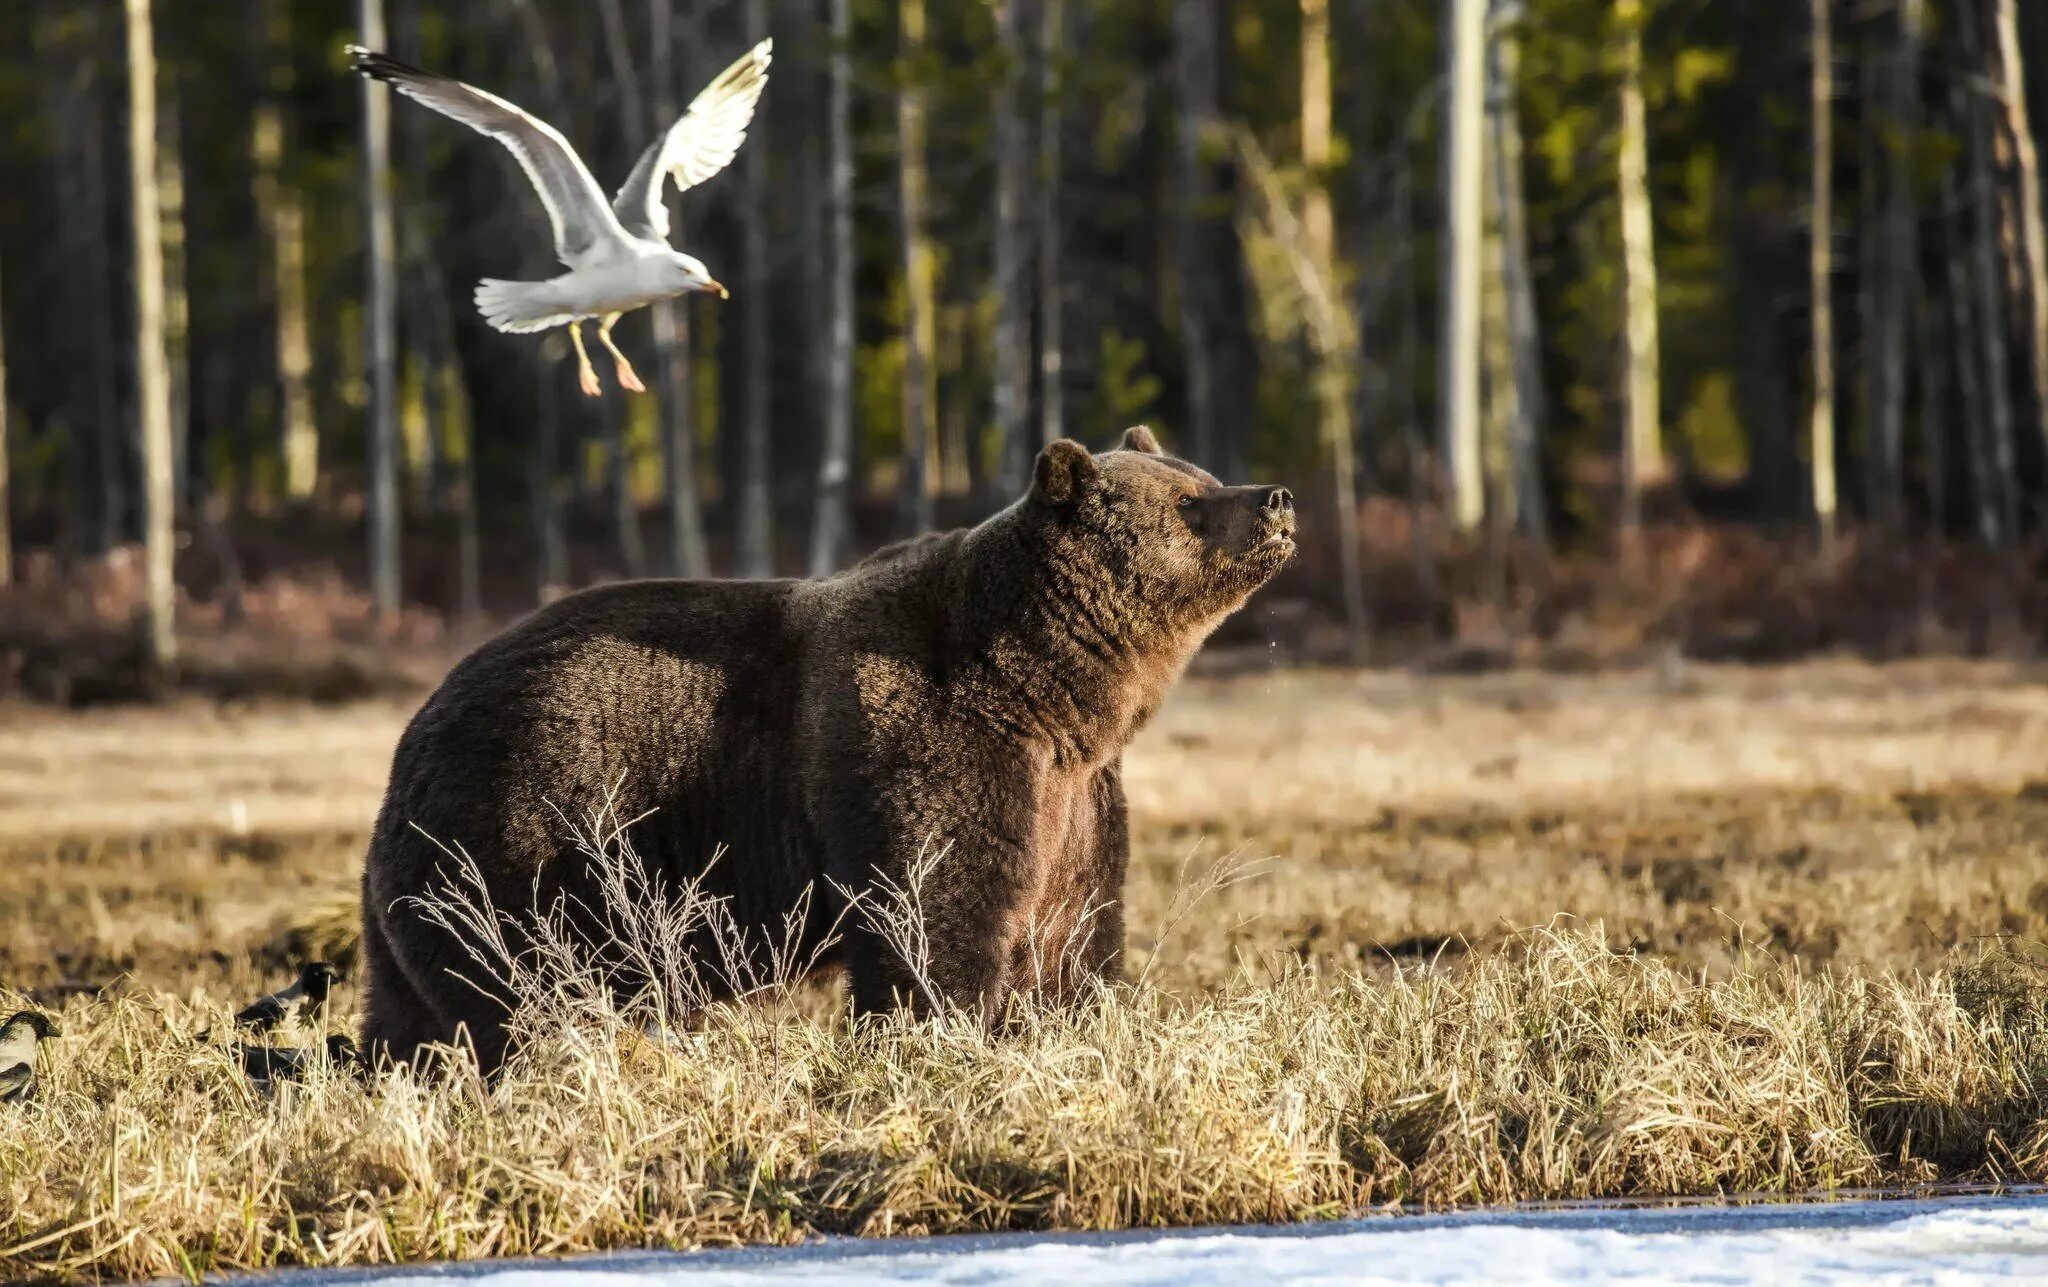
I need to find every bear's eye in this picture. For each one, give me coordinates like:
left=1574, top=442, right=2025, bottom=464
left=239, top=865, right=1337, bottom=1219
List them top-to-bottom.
left=1176, top=495, right=1195, bottom=510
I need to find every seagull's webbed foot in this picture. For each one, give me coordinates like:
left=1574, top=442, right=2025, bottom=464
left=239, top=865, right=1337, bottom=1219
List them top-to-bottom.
left=597, top=313, right=646, bottom=394
left=568, top=321, right=603, bottom=398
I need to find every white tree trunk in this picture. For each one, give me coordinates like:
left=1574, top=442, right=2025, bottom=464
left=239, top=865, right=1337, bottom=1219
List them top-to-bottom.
left=126, top=0, right=176, bottom=666
left=359, top=0, right=400, bottom=618
left=1302, top=0, right=1366, bottom=657
left=1440, top=0, right=1486, bottom=535
left=1490, top=0, right=1547, bottom=549
left=1618, top=0, right=1663, bottom=549
left=1809, top=0, right=1837, bottom=553
left=253, top=8, right=317, bottom=504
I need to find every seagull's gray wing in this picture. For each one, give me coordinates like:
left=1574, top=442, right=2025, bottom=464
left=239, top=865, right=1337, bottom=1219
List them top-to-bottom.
left=613, top=40, right=773, bottom=243
left=350, top=46, right=626, bottom=266
left=0, top=1060, right=30, bottom=1104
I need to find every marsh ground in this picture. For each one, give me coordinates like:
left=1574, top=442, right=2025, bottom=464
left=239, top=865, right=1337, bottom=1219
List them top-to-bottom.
left=6, top=654, right=2047, bottom=1000
left=5, top=655, right=2048, bottom=1281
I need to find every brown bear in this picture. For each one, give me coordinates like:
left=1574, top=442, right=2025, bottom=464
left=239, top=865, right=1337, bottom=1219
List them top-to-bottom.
left=358, top=427, right=1295, bottom=1071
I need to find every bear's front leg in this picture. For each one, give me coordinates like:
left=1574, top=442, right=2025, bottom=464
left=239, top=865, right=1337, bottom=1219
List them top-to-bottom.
left=833, top=754, right=1049, bottom=1026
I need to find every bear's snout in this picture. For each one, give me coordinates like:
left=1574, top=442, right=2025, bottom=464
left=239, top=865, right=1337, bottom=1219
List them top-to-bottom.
left=1256, top=486, right=1296, bottom=546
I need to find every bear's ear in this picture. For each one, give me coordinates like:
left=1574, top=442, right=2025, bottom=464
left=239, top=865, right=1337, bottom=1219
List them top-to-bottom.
left=1119, top=425, right=1163, bottom=455
left=1033, top=439, right=1100, bottom=506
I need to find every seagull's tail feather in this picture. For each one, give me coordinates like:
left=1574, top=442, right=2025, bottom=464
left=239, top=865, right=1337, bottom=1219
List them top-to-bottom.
left=475, top=278, right=580, bottom=335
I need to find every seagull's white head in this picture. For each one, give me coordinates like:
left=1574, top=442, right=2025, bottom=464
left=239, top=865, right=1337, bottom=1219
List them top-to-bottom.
left=667, top=252, right=729, bottom=300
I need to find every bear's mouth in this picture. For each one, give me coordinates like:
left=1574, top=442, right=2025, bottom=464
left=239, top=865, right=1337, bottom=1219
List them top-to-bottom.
left=1254, top=517, right=1297, bottom=556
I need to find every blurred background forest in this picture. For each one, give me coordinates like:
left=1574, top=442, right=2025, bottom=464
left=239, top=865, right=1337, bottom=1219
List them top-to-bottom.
left=3, top=0, right=2048, bottom=701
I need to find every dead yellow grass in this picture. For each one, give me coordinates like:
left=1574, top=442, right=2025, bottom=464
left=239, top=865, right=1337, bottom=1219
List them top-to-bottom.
left=4, top=656, right=2048, bottom=1280
left=5, top=934, right=2048, bottom=1281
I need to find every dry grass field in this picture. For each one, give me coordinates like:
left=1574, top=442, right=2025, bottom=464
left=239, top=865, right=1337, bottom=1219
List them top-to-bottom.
left=5, top=655, right=2048, bottom=1280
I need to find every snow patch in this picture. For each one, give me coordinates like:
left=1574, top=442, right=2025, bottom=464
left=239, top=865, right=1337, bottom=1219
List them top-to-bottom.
left=269, top=1194, right=2048, bottom=1285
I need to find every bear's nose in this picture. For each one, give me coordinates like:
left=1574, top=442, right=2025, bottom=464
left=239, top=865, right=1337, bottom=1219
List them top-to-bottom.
left=1262, top=486, right=1294, bottom=515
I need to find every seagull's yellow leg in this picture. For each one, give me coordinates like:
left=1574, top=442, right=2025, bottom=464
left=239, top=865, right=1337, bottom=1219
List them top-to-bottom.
left=597, top=313, right=646, bottom=393
left=568, top=321, right=603, bottom=398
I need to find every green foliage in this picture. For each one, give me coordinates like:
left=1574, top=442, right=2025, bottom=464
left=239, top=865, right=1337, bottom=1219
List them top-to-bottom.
left=1086, top=330, right=1163, bottom=430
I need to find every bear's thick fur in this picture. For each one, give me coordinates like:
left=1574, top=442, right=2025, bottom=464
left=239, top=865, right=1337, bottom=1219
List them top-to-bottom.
left=359, top=428, right=1296, bottom=1070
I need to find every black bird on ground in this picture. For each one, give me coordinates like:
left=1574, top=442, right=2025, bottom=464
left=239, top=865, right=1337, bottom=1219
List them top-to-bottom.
left=235, top=962, right=337, bottom=1033
left=0, top=1010, right=61, bottom=1103
left=237, top=1033, right=361, bottom=1092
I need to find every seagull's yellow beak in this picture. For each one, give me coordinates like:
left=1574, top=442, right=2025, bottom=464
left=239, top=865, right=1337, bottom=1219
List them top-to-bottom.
left=707, top=280, right=729, bottom=300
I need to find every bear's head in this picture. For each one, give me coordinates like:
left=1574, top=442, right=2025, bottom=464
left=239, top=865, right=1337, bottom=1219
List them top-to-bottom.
left=1025, top=425, right=1295, bottom=650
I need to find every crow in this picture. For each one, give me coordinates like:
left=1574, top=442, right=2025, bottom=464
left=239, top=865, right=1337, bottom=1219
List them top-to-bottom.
left=234, top=962, right=337, bottom=1033
left=0, top=1011, right=61, bottom=1104
left=237, top=1033, right=361, bottom=1092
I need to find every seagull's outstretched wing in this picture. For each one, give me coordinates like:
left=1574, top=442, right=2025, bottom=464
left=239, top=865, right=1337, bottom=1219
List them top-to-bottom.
left=613, top=40, right=773, bottom=243
left=349, top=46, right=626, bottom=266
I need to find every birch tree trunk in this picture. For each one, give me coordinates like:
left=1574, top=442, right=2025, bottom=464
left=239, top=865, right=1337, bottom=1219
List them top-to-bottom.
left=126, top=0, right=176, bottom=667
left=359, top=0, right=401, bottom=619
left=647, top=0, right=708, bottom=579
left=808, top=0, right=858, bottom=574
left=899, top=0, right=937, bottom=535
left=992, top=0, right=1032, bottom=499
left=1038, top=0, right=1066, bottom=450
left=1301, top=0, right=1366, bottom=658
left=1441, top=0, right=1486, bottom=535
left=1490, top=0, right=1547, bottom=549
left=1617, top=0, right=1663, bottom=552
left=1809, top=0, right=1838, bottom=554
left=1993, top=0, right=2048, bottom=456
left=252, top=6, right=316, bottom=503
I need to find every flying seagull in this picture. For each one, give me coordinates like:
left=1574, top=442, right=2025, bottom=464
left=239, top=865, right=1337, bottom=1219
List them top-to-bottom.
left=348, top=41, right=771, bottom=397
left=234, top=962, right=337, bottom=1034
left=0, top=1010, right=60, bottom=1104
